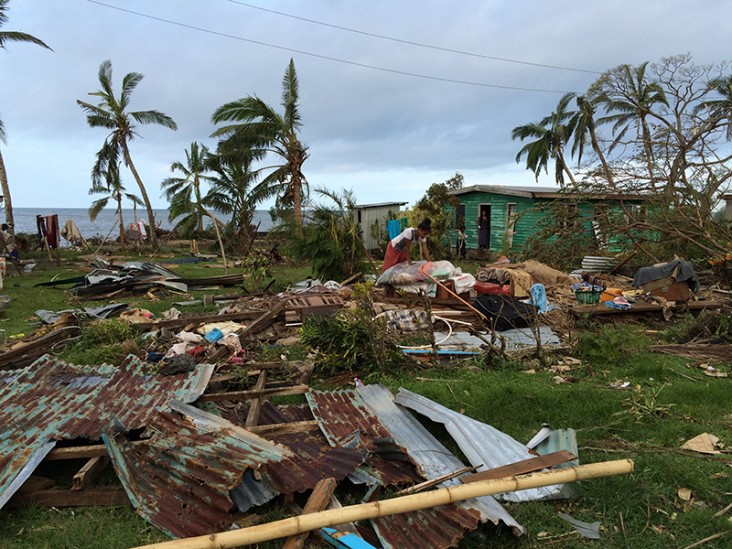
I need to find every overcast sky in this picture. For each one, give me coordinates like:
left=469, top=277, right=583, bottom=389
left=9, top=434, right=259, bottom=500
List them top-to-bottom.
left=0, top=0, right=730, bottom=209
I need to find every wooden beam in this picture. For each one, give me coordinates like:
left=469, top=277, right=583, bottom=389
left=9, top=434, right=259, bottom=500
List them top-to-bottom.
left=571, top=301, right=721, bottom=316
left=133, top=310, right=266, bottom=331
left=244, top=371, right=267, bottom=428
left=198, top=384, right=309, bottom=403
left=461, top=450, right=577, bottom=484
left=71, top=456, right=109, bottom=491
left=395, top=464, right=480, bottom=496
left=282, top=478, right=338, bottom=549
left=7, top=487, right=130, bottom=508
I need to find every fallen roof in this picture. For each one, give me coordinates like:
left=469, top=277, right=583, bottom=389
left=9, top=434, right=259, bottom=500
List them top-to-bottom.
left=0, top=354, right=213, bottom=510
left=356, top=384, right=524, bottom=534
left=394, top=388, right=564, bottom=502
left=104, top=400, right=293, bottom=538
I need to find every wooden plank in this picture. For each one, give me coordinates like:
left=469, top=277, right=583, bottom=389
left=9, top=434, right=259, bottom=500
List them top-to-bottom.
left=571, top=301, right=721, bottom=316
left=133, top=310, right=265, bottom=331
left=0, top=326, right=81, bottom=369
left=244, top=371, right=268, bottom=428
left=198, top=384, right=309, bottom=403
left=45, top=420, right=320, bottom=461
left=460, top=450, right=577, bottom=484
left=71, top=456, right=109, bottom=491
left=395, top=464, right=480, bottom=496
left=283, top=478, right=338, bottom=549
left=7, top=486, right=130, bottom=508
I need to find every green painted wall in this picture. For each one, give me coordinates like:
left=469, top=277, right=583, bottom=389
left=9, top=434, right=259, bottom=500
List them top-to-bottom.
left=449, top=190, right=644, bottom=254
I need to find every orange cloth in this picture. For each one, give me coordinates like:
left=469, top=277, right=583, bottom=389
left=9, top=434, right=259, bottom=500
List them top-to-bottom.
left=382, top=241, right=410, bottom=273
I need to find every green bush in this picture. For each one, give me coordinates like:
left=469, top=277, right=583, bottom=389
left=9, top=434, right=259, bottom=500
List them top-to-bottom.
left=61, top=320, right=138, bottom=365
left=576, top=325, right=650, bottom=366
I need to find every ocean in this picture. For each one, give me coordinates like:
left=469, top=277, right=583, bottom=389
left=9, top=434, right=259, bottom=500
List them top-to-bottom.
left=9, top=208, right=275, bottom=243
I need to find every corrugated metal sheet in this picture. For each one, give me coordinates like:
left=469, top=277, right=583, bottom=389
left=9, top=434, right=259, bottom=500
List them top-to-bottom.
left=354, top=204, right=405, bottom=250
left=0, top=354, right=213, bottom=510
left=356, top=384, right=524, bottom=534
left=394, top=388, right=563, bottom=502
left=307, top=389, right=422, bottom=486
left=104, top=400, right=292, bottom=538
left=224, top=401, right=366, bottom=513
left=371, top=504, right=481, bottom=549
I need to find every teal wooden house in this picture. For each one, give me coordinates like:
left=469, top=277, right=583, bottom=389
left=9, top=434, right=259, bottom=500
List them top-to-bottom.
left=447, top=185, right=649, bottom=253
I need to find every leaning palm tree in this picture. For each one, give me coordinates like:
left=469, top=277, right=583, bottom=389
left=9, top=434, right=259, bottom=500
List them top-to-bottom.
left=0, top=0, right=52, bottom=235
left=211, top=58, right=309, bottom=230
left=77, top=59, right=177, bottom=245
left=512, top=92, right=578, bottom=188
left=569, top=94, right=615, bottom=187
left=161, top=142, right=214, bottom=234
left=88, top=157, right=143, bottom=250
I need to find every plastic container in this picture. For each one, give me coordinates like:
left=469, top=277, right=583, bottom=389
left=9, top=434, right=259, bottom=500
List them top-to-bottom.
left=575, top=289, right=601, bottom=305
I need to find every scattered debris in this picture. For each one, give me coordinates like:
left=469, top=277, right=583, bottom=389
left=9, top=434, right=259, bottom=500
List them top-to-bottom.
left=681, top=433, right=723, bottom=455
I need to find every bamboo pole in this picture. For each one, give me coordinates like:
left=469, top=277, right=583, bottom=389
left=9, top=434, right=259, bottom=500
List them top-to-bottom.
left=132, top=459, right=633, bottom=549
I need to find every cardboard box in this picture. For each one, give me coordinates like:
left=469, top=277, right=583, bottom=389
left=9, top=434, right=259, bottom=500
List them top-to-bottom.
left=649, top=280, right=691, bottom=302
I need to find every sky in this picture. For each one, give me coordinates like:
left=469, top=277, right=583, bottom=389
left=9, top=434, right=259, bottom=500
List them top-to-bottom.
left=0, top=0, right=730, bottom=209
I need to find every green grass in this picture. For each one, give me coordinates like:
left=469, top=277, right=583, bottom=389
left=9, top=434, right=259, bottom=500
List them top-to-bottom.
left=2, top=250, right=732, bottom=548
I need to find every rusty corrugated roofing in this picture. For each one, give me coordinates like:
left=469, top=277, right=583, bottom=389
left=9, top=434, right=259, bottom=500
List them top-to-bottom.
left=0, top=354, right=213, bottom=509
left=306, top=389, right=423, bottom=486
left=104, top=400, right=293, bottom=538
left=371, top=504, right=482, bottom=549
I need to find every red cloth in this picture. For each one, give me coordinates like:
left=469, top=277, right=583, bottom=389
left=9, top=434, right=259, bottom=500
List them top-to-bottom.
left=382, top=241, right=410, bottom=273
left=474, top=281, right=512, bottom=296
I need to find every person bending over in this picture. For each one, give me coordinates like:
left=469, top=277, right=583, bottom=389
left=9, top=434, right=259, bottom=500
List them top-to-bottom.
left=382, top=219, right=431, bottom=272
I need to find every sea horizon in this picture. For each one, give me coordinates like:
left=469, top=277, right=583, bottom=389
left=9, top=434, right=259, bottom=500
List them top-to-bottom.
left=8, top=208, right=275, bottom=241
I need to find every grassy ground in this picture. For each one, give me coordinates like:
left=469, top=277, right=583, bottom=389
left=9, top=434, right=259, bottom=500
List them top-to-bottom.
left=1, top=249, right=731, bottom=548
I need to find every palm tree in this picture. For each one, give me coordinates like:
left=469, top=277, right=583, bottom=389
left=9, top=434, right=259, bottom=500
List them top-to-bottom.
left=0, top=0, right=52, bottom=235
left=211, top=58, right=309, bottom=230
left=77, top=59, right=177, bottom=245
left=596, top=62, right=668, bottom=189
left=701, top=75, right=732, bottom=141
left=512, top=92, right=578, bottom=188
left=569, top=94, right=615, bottom=186
left=161, top=142, right=214, bottom=235
left=206, top=152, right=267, bottom=253
left=88, top=157, right=142, bottom=250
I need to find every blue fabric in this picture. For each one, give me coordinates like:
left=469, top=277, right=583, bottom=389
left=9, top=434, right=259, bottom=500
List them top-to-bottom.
left=387, top=219, right=402, bottom=240
left=530, top=283, right=548, bottom=313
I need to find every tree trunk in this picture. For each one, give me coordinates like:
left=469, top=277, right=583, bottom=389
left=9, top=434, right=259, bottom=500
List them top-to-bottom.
left=589, top=124, right=615, bottom=188
left=121, top=142, right=157, bottom=245
left=0, top=150, right=16, bottom=237
left=292, top=173, right=302, bottom=234
left=117, top=195, right=126, bottom=250
left=204, top=208, right=227, bottom=274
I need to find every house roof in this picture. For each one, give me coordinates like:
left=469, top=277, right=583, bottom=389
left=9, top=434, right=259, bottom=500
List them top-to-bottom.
left=449, top=184, right=649, bottom=201
left=354, top=201, right=408, bottom=209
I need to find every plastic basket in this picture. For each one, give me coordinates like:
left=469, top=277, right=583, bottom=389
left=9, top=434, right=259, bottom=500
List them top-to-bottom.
left=575, top=289, right=601, bottom=305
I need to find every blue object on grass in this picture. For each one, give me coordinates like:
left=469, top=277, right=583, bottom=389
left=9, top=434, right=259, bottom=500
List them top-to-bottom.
left=204, top=328, right=224, bottom=343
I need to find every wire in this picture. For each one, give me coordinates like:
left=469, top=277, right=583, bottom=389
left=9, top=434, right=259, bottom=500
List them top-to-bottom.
left=82, top=0, right=574, bottom=94
left=226, top=0, right=602, bottom=75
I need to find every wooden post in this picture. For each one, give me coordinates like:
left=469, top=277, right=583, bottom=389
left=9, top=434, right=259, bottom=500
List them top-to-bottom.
left=244, top=371, right=267, bottom=428
left=132, top=459, right=634, bottom=549
left=282, top=478, right=337, bottom=549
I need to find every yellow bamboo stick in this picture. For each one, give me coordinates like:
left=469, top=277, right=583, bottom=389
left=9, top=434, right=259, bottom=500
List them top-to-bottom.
left=133, top=459, right=633, bottom=549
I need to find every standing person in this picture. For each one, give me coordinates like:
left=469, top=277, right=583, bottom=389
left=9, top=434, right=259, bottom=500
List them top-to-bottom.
left=477, top=210, right=490, bottom=252
left=382, top=219, right=431, bottom=272
left=456, top=225, right=467, bottom=259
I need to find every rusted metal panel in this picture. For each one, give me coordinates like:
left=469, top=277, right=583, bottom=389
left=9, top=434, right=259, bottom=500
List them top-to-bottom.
left=0, top=354, right=213, bottom=510
left=306, top=389, right=422, bottom=486
left=104, top=400, right=292, bottom=538
left=371, top=504, right=482, bottom=549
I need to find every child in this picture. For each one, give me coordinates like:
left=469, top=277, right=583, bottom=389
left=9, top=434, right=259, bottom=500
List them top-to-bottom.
left=456, top=226, right=467, bottom=259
